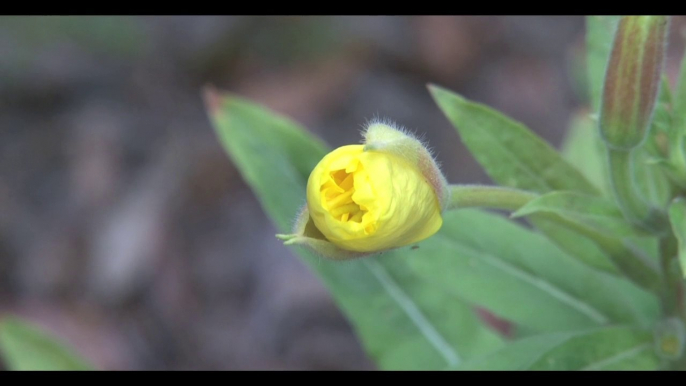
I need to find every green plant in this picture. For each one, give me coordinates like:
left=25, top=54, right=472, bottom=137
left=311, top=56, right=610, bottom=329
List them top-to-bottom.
left=207, top=15, right=686, bottom=370
left=0, top=316, right=94, bottom=371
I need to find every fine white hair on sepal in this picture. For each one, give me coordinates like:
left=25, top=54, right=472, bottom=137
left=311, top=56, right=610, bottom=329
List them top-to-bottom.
left=358, top=114, right=390, bottom=138
left=363, top=116, right=415, bottom=137
left=360, top=117, right=443, bottom=170
left=361, top=117, right=425, bottom=144
left=288, top=201, right=308, bottom=233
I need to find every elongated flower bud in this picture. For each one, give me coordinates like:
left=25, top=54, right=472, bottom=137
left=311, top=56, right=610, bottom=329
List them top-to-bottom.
left=599, top=16, right=668, bottom=150
left=277, top=121, right=449, bottom=258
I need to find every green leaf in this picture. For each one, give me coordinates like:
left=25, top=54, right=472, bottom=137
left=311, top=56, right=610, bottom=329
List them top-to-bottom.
left=586, top=16, right=621, bottom=113
left=673, top=41, right=686, bottom=136
left=659, top=47, right=686, bottom=189
left=630, top=76, right=674, bottom=206
left=647, top=77, right=673, bottom=149
left=429, top=85, right=599, bottom=195
left=205, top=89, right=504, bottom=370
left=561, top=110, right=611, bottom=196
left=633, top=149, right=672, bottom=207
left=512, top=191, right=648, bottom=238
left=668, top=197, right=686, bottom=279
left=408, top=209, right=659, bottom=334
left=528, top=217, right=618, bottom=273
left=354, top=258, right=504, bottom=370
left=0, top=317, right=93, bottom=371
left=453, top=326, right=660, bottom=370
left=528, top=326, right=659, bottom=370
left=452, top=331, right=579, bottom=370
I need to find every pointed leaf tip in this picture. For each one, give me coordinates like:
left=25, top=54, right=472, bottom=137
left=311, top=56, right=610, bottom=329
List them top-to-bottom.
left=426, top=83, right=439, bottom=93
left=427, top=83, right=451, bottom=100
left=202, top=84, right=225, bottom=116
left=0, top=316, right=94, bottom=370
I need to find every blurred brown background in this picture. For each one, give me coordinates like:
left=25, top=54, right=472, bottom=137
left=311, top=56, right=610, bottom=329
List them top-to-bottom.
left=0, top=16, right=685, bottom=370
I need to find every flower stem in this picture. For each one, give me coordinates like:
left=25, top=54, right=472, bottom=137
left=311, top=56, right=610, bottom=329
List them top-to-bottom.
left=607, top=148, right=669, bottom=234
left=447, top=185, right=537, bottom=212
left=659, top=235, right=686, bottom=322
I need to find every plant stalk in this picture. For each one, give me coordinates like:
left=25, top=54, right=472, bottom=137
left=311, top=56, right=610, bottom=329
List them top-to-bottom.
left=607, top=148, right=668, bottom=234
left=448, top=185, right=537, bottom=212
left=659, top=236, right=686, bottom=322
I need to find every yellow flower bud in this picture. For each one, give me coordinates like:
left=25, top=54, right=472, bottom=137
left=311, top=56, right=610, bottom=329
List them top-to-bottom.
left=277, top=121, right=448, bottom=258
left=304, top=124, right=445, bottom=253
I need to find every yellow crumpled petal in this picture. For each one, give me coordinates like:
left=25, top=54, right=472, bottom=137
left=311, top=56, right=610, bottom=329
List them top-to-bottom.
left=306, top=144, right=443, bottom=252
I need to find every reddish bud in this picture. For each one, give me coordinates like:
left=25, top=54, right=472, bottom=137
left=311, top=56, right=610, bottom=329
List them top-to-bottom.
left=600, top=16, right=668, bottom=150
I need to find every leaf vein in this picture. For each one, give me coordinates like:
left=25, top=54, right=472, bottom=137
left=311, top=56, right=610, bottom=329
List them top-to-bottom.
left=435, top=233, right=610, bottom=325
left=363, top=260, right=461, bottom=367
left=581, top=342, right=652, bottom=370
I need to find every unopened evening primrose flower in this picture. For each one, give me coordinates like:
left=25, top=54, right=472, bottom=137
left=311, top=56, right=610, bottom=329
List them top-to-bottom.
left=277, top=121, right=449, bottom=260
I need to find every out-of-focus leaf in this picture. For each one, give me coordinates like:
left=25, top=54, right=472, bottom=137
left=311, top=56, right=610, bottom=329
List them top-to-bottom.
left=0, top=16, right=145, bottom=57
left=0, top=16, right=148, bottom=93
left=673, top=39, right=686, bottom=137
left=660, top=47, right=686, bottom=189
left=633, top=77, right=675, bottom=208
left=645, top=77, right=673, bottom=158
left=429, top=85, right=599, bottom=195
left=205, top=88, right=503, bottom=370
left=561, top=110, right=611, bottom=196
left=634, top=149, right=672, bottom=207
left=512, top=191, right=648, bottom=238
left=668, top=198, right=686, bottom=279
left=409, top=209, right=659, bottom=334
left=0, top=317, right=93, bottom=371
left=453, top=326, right=660, bottom=370
left=528, top=326, right=659, bottom=370
left=452, top=331, right=578, bottom=370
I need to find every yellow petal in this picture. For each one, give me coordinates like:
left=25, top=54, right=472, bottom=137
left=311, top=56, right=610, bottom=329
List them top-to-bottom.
left=306, top=142, right=443, bottom=253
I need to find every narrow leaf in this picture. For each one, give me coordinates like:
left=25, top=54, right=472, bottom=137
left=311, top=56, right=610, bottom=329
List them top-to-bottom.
left=673, top=37, right=686, bottom=136
left=429, top=85, right=599, bottom=195
left=561, top=110, right=611, bottom=196
left=634, top=149, right=672, bottom=207
left=512, top=191, right=649, bottom=238
left=668, top=197, right=686, bottom=279
left=529, top=217, right=618, bottom=273
left=0, top=317, right=93, bottom=371
left=453, top=326, right=660, bottom=370
left=528, top=326, right=659, bottom=370
left=453, top=331, right=580, bottom=370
